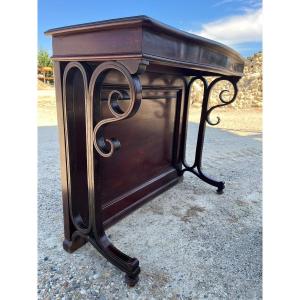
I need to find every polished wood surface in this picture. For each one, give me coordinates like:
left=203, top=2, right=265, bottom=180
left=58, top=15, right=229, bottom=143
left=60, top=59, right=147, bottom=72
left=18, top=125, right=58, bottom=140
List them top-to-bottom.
left=45, top=15, right=244, bottom=76
left=46, top=16, right=244, bottom=286
left=96, top=71, right=185, bottom=227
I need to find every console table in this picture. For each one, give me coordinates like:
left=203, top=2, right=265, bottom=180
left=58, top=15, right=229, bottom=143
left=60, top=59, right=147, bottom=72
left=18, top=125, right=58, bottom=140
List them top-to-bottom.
left=45, top=16, right=244, bottom=286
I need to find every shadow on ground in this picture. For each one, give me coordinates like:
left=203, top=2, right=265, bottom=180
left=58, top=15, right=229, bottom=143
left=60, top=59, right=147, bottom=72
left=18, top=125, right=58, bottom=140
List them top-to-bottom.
left=38, top=124, right=262, bottom=299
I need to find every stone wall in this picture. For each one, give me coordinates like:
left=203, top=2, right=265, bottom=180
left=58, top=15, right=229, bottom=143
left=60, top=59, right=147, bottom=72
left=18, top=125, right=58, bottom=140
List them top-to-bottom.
left=190, top=51, right=262, bottom=109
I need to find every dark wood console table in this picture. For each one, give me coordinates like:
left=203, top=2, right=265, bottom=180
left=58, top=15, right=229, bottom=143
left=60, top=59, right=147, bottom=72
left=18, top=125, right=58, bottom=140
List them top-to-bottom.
left=45, top=16, right=244, bottom=286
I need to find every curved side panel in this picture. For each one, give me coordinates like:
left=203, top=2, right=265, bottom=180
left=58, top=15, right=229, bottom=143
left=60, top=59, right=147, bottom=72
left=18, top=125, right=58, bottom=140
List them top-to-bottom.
left=86, top=61, right=142, bottom=285
left=62, top=62, right=91, bottom=234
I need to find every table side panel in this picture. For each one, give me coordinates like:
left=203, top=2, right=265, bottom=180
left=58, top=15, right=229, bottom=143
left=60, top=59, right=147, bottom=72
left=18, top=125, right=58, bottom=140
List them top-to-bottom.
left=52, top=27, right=142, bottom=58
left=142, top=28, right=244, bottom=75
left=92, top=70, right=186, bottom=224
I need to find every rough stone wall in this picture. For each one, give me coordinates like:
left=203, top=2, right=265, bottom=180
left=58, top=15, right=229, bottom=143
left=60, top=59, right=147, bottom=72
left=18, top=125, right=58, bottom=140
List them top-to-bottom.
left=190, top=52, right=262, bottom=109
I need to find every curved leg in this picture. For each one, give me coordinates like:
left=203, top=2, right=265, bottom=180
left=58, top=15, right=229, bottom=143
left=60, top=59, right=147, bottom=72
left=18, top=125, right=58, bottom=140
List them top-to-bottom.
left=59, top=61, right=143, bottom=286
left=86, top=61, right=143, bottom=286
left=180, top=75, right=240, bottom=193
left=181, top=167, right=225, bottom=194
left=197, top=169, right=225, bottom=194
left=63, top=220, right=140, bottom=286
left=72, top=231, right=140, bottom=286
left=91, top=235, right=140, bottom=286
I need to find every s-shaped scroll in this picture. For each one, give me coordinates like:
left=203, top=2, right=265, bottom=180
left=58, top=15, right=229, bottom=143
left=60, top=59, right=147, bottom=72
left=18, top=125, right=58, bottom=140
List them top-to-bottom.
left=86, top=61, right=143, bottom=286
left=89, top=61, right=142, bottom=158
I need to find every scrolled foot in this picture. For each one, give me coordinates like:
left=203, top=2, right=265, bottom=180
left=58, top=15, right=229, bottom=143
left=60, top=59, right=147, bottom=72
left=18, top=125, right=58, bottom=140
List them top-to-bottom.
left=188, top=168, right=226, bottom=193
left=216, top=182, right=225, bottom=194
left=88, top=233, right=141, bottom=286
left=125, top=273, right=139, bottom=287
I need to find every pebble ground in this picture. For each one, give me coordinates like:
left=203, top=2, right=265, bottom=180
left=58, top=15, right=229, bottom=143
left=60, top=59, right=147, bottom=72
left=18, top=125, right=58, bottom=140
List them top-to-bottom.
left=38, top=116, right=262, bottom=299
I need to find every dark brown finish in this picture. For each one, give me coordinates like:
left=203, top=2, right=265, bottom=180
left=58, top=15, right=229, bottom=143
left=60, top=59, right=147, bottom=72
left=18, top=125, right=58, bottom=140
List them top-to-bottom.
left=45, top=15, right=244, bottom=76
left=46, top=16, right=244, bottom=286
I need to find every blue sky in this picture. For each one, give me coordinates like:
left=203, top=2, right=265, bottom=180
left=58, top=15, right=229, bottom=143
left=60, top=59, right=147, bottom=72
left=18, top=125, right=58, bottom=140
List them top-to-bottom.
left=38, top=0, right=262, bottom=58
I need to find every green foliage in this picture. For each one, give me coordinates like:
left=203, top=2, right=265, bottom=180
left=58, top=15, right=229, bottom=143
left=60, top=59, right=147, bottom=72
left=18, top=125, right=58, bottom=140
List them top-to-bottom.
left=38, top=50, right=53, bottom=68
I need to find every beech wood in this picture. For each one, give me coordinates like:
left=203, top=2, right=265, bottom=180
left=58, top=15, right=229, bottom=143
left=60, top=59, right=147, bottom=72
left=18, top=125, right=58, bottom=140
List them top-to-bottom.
left=45, top=15, right=244, bottom=76
left=46, top=16, right=244, bottom=286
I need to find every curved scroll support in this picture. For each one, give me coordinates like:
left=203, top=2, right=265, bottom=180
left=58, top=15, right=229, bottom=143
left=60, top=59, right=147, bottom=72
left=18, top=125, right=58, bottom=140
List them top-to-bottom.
left=61, top=61, right=142, bottom=286
left=62, top=61, right=92, bottom=235
left=86, top=61, right=142, bottom=286
left=89, top=61, right=142, bottom=158
left=180, top=75, right=240, bottom=193
left=180, top=75, right=208, bottom=170
left=206, top=76, right=239, bottom=126
left=181, top=167, right=225, bottom=194
left=72, top=230, right=140, bottom=286
left=89, top=234, right=140, bottom=286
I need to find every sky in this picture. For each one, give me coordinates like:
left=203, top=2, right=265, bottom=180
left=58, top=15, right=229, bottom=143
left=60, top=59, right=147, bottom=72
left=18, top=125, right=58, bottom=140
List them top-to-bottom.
left=38, top=0, right=262, bottom=58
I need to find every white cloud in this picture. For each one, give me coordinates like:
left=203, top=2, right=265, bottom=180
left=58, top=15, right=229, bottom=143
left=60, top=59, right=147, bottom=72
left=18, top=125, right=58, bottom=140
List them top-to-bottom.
left=212, top=0, right=261, bottom=10
left=212, top=0, right=237, bottom=7
left=196, top=8, right=262, bottom=46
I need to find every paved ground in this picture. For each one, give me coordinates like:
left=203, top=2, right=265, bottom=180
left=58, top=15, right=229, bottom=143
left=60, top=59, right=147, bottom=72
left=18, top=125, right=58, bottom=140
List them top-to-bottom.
left=38, top=113, right=262, bottom=299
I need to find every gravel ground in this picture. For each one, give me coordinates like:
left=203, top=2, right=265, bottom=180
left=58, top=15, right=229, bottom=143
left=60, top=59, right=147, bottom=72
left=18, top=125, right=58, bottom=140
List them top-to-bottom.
left=37, top=89, right=57, bottom=127
left=38, top=118, right=262, bottom=299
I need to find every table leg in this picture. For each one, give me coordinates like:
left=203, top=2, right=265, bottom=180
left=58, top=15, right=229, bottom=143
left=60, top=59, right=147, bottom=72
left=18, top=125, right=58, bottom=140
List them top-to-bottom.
left=60, top=61, right=143, bottom=286
left=87, top=62, right=142, bottom=286
left=180, top=75, right=240, bottom=193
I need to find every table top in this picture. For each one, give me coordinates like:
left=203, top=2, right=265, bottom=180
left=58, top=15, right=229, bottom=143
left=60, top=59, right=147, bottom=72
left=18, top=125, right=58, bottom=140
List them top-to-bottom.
left=45, top=15, right=244, bottom=76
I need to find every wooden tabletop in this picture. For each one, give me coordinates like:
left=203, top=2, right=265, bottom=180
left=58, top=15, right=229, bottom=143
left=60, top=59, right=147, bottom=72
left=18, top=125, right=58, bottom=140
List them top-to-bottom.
left=45, top=15, right=244, bottom=76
